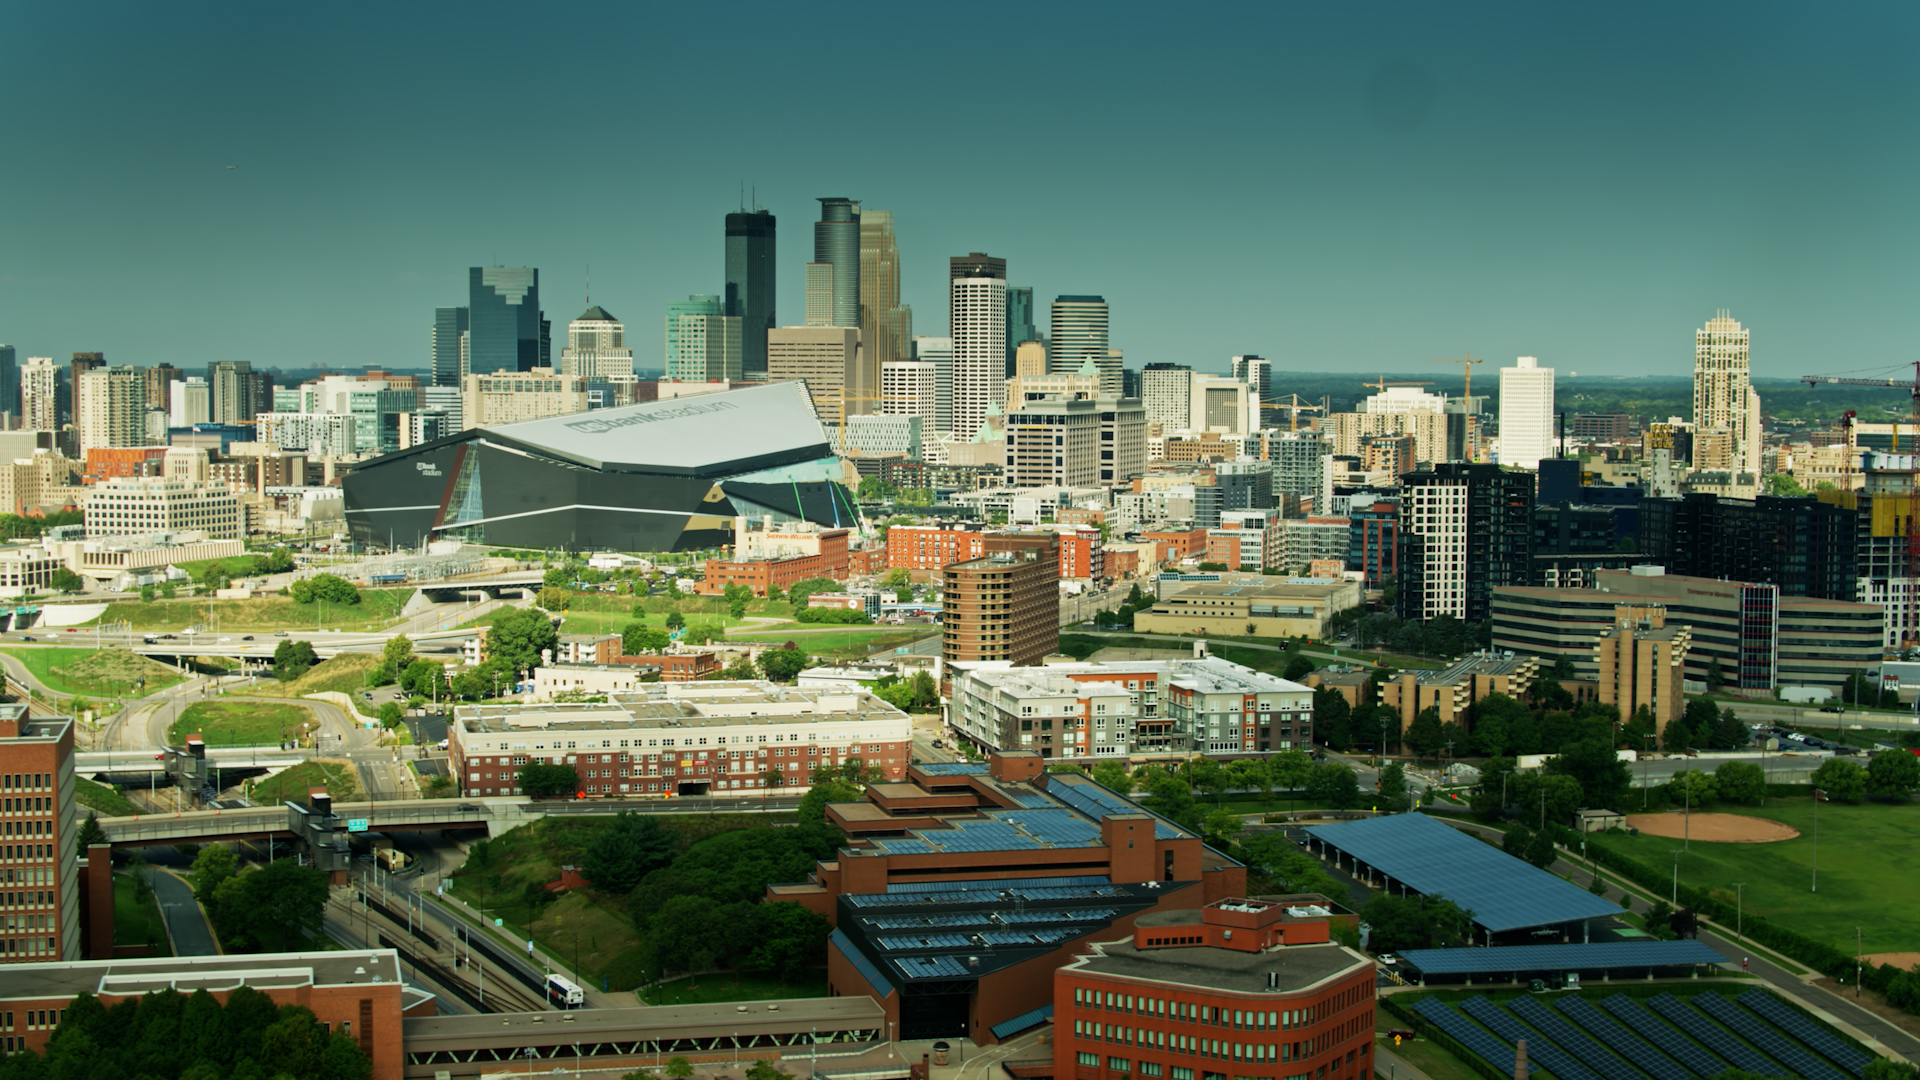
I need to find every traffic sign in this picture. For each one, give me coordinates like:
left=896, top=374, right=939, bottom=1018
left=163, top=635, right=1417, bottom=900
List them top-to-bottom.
left=346, top=819, right=369, bottom=832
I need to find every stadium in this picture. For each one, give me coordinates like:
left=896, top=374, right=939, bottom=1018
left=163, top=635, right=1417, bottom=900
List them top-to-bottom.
left=342, top=382, right=859, bottom=552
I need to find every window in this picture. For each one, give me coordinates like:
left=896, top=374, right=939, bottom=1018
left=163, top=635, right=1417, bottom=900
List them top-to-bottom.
left=1078, top=1054, right=1100, bottom=1067
left=1109, top=1060, right=1131, bottom=1072
left=1138, top=1064, right=1162, bottom=1077
left=1172, top=1070, right=1194, bottom=1080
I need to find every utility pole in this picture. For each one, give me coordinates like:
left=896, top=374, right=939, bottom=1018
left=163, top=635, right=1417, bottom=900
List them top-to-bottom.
left=1813, top=787, right=1822, bottom=893
left=1670, top=849, right=1681, bottom=906
left=1732, top=882, right=1746, bottom=944
left=1857, top=927, right=1863, bottom=997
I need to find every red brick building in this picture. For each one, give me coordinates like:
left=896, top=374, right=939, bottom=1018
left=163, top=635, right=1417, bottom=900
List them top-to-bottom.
left=82, top=447, right=167, bottom=483
left=886, top=523, right=988, bottom=573
left=1059, top=526, right=1105, bottom=580
left=1142, top=528, right=1208, bottom=563
left=700, top=529, right=850, bottom=596
left=849, top=545, right=889, bottom=575
left=0, top=707, right=77, bottom=964
left=1055, top=899, right=1377, bottom=1080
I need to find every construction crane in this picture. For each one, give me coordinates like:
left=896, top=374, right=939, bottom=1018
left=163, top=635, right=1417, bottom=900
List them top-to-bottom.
left=1426, top=355, right=1484, bottom=457
left=1805, top=363, right=1920, bottom=644
left=1361, top=377, right=1433, bottom=395
left=822, top=389, right=884, bottom=456
left=1262, top=394, right=1325, bottom=433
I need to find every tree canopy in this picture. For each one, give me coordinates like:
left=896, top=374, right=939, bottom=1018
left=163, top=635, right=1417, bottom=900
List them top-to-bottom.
left=290, top=573, right=359, bottom=605
left=485, top=607, right=559, bottom=673
left=581, top=812, right=681, bottom=892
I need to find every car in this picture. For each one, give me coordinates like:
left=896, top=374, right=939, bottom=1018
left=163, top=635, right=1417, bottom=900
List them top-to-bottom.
left=64, top=628, right=76, bottom=633
left=274, top=630, right=289, bottom=636
left=240, top=635, right=254, bottom=641
left=18, top=636, right=31, bottom=642
left=1819, top=705, right=1843, bottom=713
left=931, top=739, right=944, bottom=749
left=458, top=803, right=482, bottom=812
left=1377, top=954, right=1398, bottom=966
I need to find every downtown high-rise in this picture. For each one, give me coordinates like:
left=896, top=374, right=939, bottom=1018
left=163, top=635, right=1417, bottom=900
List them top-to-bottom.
left=807, top=198, right=860, bottom=329
left=725, top=209, right=776, bottom=378
left=859, top=210, right=911, bottom=368
left=949, top=254, right=1007, bottom=444
left=468, top=266, right=547, bottom=375
left=1006, top=286, right=1037, bottom=375
left=664, top=295, right=742, bottom=382
left=1050, top=295, right=1119, bottom=396
left=432, top=306, right=469, bottom=387
left=560, top=306, right=633, bottom=379
left=1693, top=311, right=1761, bottom=477
left=0, top=346, right=15, bottom=429
left=1230, top=354, right=1270, bottom=424
left=1497, top=355, right=1556, bottom=469
left=21, top=357, right=56, bottom=433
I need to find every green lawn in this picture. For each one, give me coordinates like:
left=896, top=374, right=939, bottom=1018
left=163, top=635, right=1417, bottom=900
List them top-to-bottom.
left=175, top=555, right=267, bottom=579
left=94, top=589, right=414, bottom=632
left=559, top=609, right=746, bottom=636
left=728, top=627, right=932, bottom=659
left=0, top=647, right=185, bottom=697
left=250, top=653, right=383, bottom=698
left=167, top=700, right=313, bottom=746
left=249, top=760, right=360, bottom=804
left=76, top=777, right=140, bottom=817
left=1589, top=797, right=1920, bottom=956
left=113, top=871, right=172, bottom=954
left=642, top=970, right=827, bottom=1005
left=1379, top=1033, right=1488, bottom=1080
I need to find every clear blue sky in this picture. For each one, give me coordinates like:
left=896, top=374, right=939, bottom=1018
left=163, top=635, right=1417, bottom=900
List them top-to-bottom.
left=1, top=1, right=1913, bottom=381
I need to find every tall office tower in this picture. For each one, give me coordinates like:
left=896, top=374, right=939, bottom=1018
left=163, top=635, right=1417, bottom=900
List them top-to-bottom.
left=812, top=197, right=861, bottom=328
left=724, top=209, right=776, bottom=379
left=859, top=210, right=911, bottom=368
left=949, top=255, right=1008, bottom=444
left=804, top=263, right=835, bottom=326
left=468, top=266, right=544, bottom=375
left=1005, top=286, right=1038, bottom=375
left=664, top=296, right=742, bottom=382
left=1049, top=296, right=1118, bottom=394
left=432, top=306, right=470, bottom=387
left=560, top=306, right=633, bottom=379
left=1693, top=311, right=1762, bottom=476
left=769, top=326, right=868, bottom=426
left=913, top=336, right=954, bottom=436
left=1014, top=341, right=1048, bottom=378
left=0, top=346, right=14, bottom=429
left=68, top=353, right=104, bottom=433
left=1230, top=355, right=1271, bottom=425
left=1498, top=355, right=1556, bottom=469
left=21, top=357, right=56, bottom=432
left=882, top=359, right=938, bottom=439
left=208, top=360, right=258, bottom=424
left=143, top=363, right=179, bottom=415
left=1141, top=363, right=1192, bottom=430
left=77, top=366, right=148, bottom=454
left=170, top=377, right=211, bottom=426
left=1396, top=462, right=1534, bottom=623
left=0, top=706, right=80, bottom=963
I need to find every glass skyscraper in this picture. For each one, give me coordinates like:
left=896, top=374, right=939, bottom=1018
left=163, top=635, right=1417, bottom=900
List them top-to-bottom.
left=813, top=198, right=861, bottom=329
left=725, top=209, right=776, bottom=379
left=859, top=210, right=911, bottom=367
left=468, top=266, right=544, bottom=375
left=1005, top=286, right=1037, bottom=376
left=665, top=295, right=742, bottom=382
left=1050, top=295, right=1112, bottom=395
left=432, top=306, right=469, bottom=387
left=0, top=346, right=15, bottom=428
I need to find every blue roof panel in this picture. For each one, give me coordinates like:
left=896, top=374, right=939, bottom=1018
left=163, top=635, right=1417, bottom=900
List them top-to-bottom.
left=1304, top=813, right=1624, bottom=932
left=831, top=928, right=895, bottom=998
left=1399, top=940, right=1727, bottom=974
left=990, top=1004, right=1054, bottom=1040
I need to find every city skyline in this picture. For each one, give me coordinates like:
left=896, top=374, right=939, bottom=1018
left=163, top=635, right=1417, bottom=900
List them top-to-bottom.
left=0, top=3, right=1914, bottom=379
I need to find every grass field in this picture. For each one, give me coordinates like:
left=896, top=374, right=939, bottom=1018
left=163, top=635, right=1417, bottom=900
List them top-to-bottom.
left=175, top=555, right=266, bottom=579
left=94, top=589, right=414, bottom=632
left=558, top=608, right=747, bottom=636
left=728, top=627, right=932, bottom=659
left=0, top=647, right=186, bottom=697
left=250, top=653, right=383, bottom=698
left=167, top=700, right=313, bottom=746
left=249, top=760, right=360, bottom=803
left=76, top=777, right=140, bottom=816
left=1589, top=797, right=1920, bottom=956
left=113, top=872, right=172, bottom=954
left=643, top=970, right=828, bottom=1005
left=1381, top=1033, right=1486, bottom=1080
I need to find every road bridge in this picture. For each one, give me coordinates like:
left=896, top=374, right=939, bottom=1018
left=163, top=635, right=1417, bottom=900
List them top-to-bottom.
left=415, top=573, right=543, bottom=602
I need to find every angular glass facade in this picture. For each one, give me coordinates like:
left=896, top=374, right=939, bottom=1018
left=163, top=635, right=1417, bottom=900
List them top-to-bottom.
left=813, top=198, right=861, bottom=329
left=725, top=210, right=776, bottom=379
left=468, top=266, right=543, bottom=375
left=1005, top=286, right=1036, bottom=376
left=432, top=306, right=468, bottom=388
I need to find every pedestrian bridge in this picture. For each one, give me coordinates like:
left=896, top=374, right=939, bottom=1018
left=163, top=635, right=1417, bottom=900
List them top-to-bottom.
left=77, top=747, right=311, bottom=776
left=98, top=799, right=508, bottom=847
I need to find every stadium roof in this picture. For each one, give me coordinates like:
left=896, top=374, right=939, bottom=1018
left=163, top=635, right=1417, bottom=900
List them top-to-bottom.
left=482, top=381, right=831, bottom=475
left=1303, top=813, right=1623, bottom=933
left=1398, top=940, right=1727, bottom=975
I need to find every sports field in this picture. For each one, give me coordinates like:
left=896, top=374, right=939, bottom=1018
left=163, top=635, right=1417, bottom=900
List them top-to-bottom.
left=1588, top=797, right=1920, bottom=957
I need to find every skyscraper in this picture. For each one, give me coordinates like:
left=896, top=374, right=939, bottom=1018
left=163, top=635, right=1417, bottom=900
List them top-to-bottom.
left=812, top=198, right=861, bottom=329
left=724, top=209, right=777, bottom=379
left=859, top=210, right=911, bottom=368
left=949, top=255, right=1007, bottom=445
left=468, top=266, right=544, bottom=375
left=1005, top=286, right=1037, bottom=375
left=664, top=296, right=742, bottom=382
left=1050, top=296, right=1116, bottom=395
left=432, top=306, right=470, bottom=387
left=560, top=306, right=633, bottom=379
left=1693, top=311, right=1762, bottom=476
left=769, top=326, right=866, bottom=426
left=913, top=335, right=954, bottom=437
left=0, top=346, right=15, bottom=429
left=68, top=353, right=104, bottom=434
left=1230, top=355, right=1271, bottom=425
left=1497, top=355, right=1556, bottom=469
left=21, top=357, right=55, bottom=433
left=209, top=360, right=257, bottom=425
left=144, top=363, right=179, bottom=415
left=1141, top=363, right=1193, bottom=431
left=77, top=366, right=147, bottom=455
left=1397, top=462, right=1534, bottom=623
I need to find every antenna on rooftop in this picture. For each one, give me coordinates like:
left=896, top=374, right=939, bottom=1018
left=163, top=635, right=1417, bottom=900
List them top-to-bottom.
left=585, top=264, right=591, bottom=307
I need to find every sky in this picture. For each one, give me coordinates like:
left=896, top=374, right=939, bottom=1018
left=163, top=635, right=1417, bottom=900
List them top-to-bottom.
left=1, top=1, right=1915, bottom=382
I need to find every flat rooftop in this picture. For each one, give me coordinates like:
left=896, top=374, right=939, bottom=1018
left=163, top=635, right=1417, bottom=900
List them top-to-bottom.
left=950, top=657, right=1309, bottom=697
left=455, top=680, right=907, bottom=734
left=1068, top=937, right=1370, bottom=995
left=0, top=949, right=404, bottom=1002
left=404, top=997, right=882, bottom=1046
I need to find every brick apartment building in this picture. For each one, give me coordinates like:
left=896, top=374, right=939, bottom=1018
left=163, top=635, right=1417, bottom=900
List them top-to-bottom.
left=886, top=524, right=988, bottom=573
left=1059, top=525, right=1105, bottom=579
left=700, top=528, right=850, bottom=597
left=942, top=533, right=1060, bottom=668
left=555, top=634, right=620, bottom=665
left=0, top=704, right=77, bottom=965
left=771, top=751, right=1248, bottom=1044
left=1055, top=899, right=1376, bottom=1080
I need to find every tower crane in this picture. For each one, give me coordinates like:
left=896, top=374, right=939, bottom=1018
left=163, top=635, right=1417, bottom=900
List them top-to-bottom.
left=1426, top=355, right=1484, bottom=458
left=1805, top=363, right=1920, bottom=644
left=1361, top=377, right=1433, bottom=395
left=1262, top=394, right=1325, bottom=433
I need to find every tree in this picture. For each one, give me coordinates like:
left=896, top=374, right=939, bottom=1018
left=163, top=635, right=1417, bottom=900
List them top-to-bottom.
left=1764, top=473, right=1811, bottom=497
left=50, top=567, right=85, bottom=594
left=291, top=573, right=360, bottom=605
left=785, top=577, right=839, bottom=607
left=160, top=580, right=176, bottom=599
left=140, top=583, right=155, bottom=602
left=535, top=585, right=572, bottom=610
left=485, top=607, right=558, bottom=672
left=664, top=610, right=687, bottom=631
left=622, top=621, right=671, bottom=654
left=373, top=634, right=414, bottom=685
left=272, top=638, right=319, bottom=681
left=759, top=647, right=810, bottom=683
left=1282, top=654, right=1315, bottom=682
left=722, top=655, right=758, bottom=680
left=1471, top=693, right=1529, bottom=756
left=377, top=700, right=404, bottom=728
left=1404, top=706, right=1444, bottom=761
left=1545, top=738, right=1631, bottom=811
left=1269, top=749, right=1314, bottom=813
left=1868, top=749, right=1920, bottom=800
left=1812, top=757, right=1868, bottom=804
left=1093, top=759, right=1133, bottom=794
left=1714, top=760, right=1767, bottom=805
left=518, top=761, right=580, bottom=798
left=1376, top=761, right=1412, bottom=813
left=1306, top=762, right=1361, bottom=809
left=1669, top=768, right=1717, bottom=807
left=797, top=777, right=861, bottom=822
left=1202, top=807, right=1246, bottom=845
left=74, top=811, right=107, bottom=855
left=581, top=812, right=680, bottom=893
left=1504, top=824, right=1555, bottom=869
left=1239, top=833, right=1344, bottom=898
left=191, top=843, right=238, bottom=900
left=211, top=858, right=328, bottom=953
left=1358, top=892, right=1475, bottom=953
left=743, top=901, right=832, bottom=980
left=665, top=1058, right=696, bottom=1079
left=747, top=1059, right=798, bottom=1080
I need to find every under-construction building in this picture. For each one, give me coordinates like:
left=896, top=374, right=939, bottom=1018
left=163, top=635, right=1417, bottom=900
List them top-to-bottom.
left=1825, top=451, right=1920, bottom=649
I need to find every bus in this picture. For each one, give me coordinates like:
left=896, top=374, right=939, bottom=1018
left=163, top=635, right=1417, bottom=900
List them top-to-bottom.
left=545, top=974, right=584, bottom=1009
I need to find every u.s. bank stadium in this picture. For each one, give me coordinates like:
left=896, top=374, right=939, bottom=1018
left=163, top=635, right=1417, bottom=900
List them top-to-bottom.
left=342, top=382, right=859, bottom=551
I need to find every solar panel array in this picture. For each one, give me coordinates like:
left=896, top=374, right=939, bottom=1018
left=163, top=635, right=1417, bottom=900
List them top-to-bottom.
left=918, top=763, right=987, bottom=775
left=1048, top=778, right=1188, bottom=839
left=1302, top=813, right=1624, bottom=932
left=873, top=839, right=936, bottom=854
left=885, top=874, right=1110, bottom=894
left=847, top=882, right=1129, bottom=908
left=864, top=906, right=1117, bottom=930
left=830, top=929, right=895, bottom=996
left=1398, top=940, right=1727, bottom=975
left=895, top=954, right=971, bottom=978
left=1736, top=990, right=1871, bottom=1077
left=1693, top=992, right=1848, bottom=1080
left=1647, top=994, right=1787, bottom=1078
left=1600, top=995, right=1730, bottom=1078
left=1553, top=996, right=1689, bottom=1080
left=1461, top=997, right=1603, bottom=1080
left=1502, top=997, right=1619, bottom=1080
left=1411, top=998, right=1528, bottom=1077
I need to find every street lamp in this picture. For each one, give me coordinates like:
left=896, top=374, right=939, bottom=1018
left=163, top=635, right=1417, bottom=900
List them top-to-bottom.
left=1813, top=787, right=1824, bottom=893
left=1670, top=849, right=1682, bottom=906
left=1732, top=881, right=1747, bottom=945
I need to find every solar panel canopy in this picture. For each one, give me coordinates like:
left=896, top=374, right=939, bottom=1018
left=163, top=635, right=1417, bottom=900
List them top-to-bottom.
left=1304, top=812, right=1624, bottom=932
left=1399, top=939, right=1727, bottom=974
